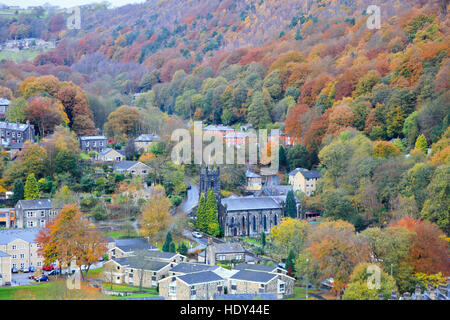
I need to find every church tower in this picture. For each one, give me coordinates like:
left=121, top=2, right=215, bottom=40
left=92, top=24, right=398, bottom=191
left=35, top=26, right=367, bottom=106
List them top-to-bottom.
left=199, top=165, right=221, bottom=200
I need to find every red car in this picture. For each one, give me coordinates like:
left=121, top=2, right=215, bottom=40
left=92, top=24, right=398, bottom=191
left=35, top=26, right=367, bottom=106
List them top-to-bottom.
left=42, top=265, right=54, bottom=271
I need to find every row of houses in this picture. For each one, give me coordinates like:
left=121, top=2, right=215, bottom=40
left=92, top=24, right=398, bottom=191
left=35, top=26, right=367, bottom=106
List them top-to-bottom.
left=203, top=124, right=295, bottom=147
left=79, top=133, right=160, bottom=154
left=0, top=199, right=61, bottom=229
left=103, top=238, right=295, bottom=300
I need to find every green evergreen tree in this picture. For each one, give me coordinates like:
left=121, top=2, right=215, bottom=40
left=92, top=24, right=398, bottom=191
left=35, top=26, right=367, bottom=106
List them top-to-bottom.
left=295, top=28, right=303, bottom=40
left=415, top=134, right=428, bottom=154
left=279, top=145, right=287, bottom=170
left=24, top=173, right=40, bottom=200
left=12, top=180, right=24, bottom=204
left=205, top=189, right=220, bottom=236
left=285, top=190, right=297, bottom=218
left=196, top=194, right=206, bottom=232
left=162, top=230, right=173, bottom=252
left=260, top=232, right=266, bottom=248
left=169, top=241, right=176, bottom=253
left=177, top=242, right=188, bottom=255
left=285, top=249, right=296, bottom=276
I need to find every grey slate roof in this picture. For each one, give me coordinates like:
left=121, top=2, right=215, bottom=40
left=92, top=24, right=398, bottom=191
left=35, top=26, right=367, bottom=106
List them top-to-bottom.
left=0, top=98, right=10, bottom=106
left=0, top=121, right=31, bottom=131
left=203, top=124, right=234, bottom=132
left=135, top=134, right=160, bottom=142
left=79, top=135, right=107, bottom=141
left=98, top=148, right=118, bottom=157
left=113, top=161, right=148, bottom=171
left=288, top=168, right=321, bottom=179
left=245, top=170, right=261, bottom=178
left=221, top=196, right=282, bottom=211
left=16, top=199, right=58, bottom=210
left=0, top=228, right=41, bottom=245
left=115, top=238, right=157, bottom=252
left=213, top=242, right=245, bottom=254
left=0, top=250, right=10, bottom=258
left=146, top=250, right=179, bottom=260
left=113, top=257, right=169, bottom=271
left=169, top=262, right=219, bottom=274
left=234, top=263, right=278, bottom=273
left=230, top=270, right=277, bottom=283
left=178, top=271, right=224, bottom=285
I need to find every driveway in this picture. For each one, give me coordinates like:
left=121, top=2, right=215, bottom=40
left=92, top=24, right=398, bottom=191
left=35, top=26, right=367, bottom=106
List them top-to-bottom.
left=10, top=272, right=36, bottom=286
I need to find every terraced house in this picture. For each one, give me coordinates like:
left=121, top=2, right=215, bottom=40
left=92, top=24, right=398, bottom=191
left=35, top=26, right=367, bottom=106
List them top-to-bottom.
left=0, top=120, right=35, bottom=146
left=79, top=135, right=108, bottom=153
left=15, top=199, right=61, bottom=228
left=0, top=228, right=43, bottom=273
left=108, top=238, right=158, bottom=259
left=0, top=251, right=11, bottom=286
left=103, top=257, right=172, bottom=288
left=159, top=271, right=225, bottom=300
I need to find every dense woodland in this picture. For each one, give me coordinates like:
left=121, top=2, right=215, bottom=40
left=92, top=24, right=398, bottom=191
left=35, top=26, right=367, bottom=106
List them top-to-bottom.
left=0, top=0, right=448, bottom=297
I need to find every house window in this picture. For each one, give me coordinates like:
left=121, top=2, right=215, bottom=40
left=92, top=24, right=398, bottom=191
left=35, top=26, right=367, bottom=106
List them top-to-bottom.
left=27, top=221, right=34, bottom=227
left=12, top=245, right=16, bottom=250
left=12, top=254, right=17, bottom=259
left=20, top=254, right=24, bottom=259
left=218, top=255, right=225, bottom=261
left=37, top=262, right=41, bottom=267
left=278, top=281, right=285, bottom=293
left=169, top=284, right=177, bottom=296
left=190, top=286, right=196, bottom=299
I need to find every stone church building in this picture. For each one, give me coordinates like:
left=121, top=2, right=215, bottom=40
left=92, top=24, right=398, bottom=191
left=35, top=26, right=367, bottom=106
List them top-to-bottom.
left=198, top=166, right=287, bottom=237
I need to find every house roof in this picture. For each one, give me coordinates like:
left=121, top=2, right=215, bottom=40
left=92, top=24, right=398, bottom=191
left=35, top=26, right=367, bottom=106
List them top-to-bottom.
left=0, top=98, right=10, bottom=106
left=0, top=121, right=31, bottom=131
left=203, top=125, right=234, bottom=132
left=135, top=134, right=160, bottom=142
left=79, top=136, right=107, bottom=141
left=98, top=148, right=119, bottom=157
left=113, top=161, right=148, bottom=171
left=288, top=168, right=321, bottom=179
left=245, top=170, right=261, bottom=179
left=263, top=185, right=293, bottom=196
left=221, top=196, right=282, bottom=211
left=16, top=199, right=59, bottom=210
left=0, top=228, right=41, bottom=245
left=114, top=238, right=157, bottom=252
left=213, top=242, right=245, bottom=254
left=0, top=250, right=10, bottom=258
left=146, top=250, right=179, bottom=260
left=112, top=257, right=169, bottom=271
left=169, top=262, right=219, bottom=274
left=234, top=263, right=278, bottom=273
left=230, top=270, right=277, bottom=283
left=178, top=271, right=224, bottom=285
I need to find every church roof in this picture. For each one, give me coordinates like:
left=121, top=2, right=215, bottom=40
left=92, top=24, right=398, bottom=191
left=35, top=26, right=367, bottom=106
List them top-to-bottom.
left=221, top=196, right=282, bottom=211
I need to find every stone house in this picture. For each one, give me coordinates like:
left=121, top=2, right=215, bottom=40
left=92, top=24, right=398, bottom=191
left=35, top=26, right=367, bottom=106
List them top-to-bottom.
left=0, top=98, right=10, bottom=118
left=0, top=120, right=35, bottom=146
left=134, top=134, right=160, bottom=152
left=79, top=136, right=108, bottom=153
left=97, top=148, right=124, bottom=162
left=112, top=161, right=151, bottom=176
left=288, top=168, right=321, bottom=196
left=245, top=169, right=262, bottom=192
left=15, top=199, right=61, bottom=229
left=0, top=228, right=44, bottom=272
left=108, top=238, right=158, bottom=259
left=205, top=242, right=246, bottom=265
left=0, top=251, right=11, bottom=286
left=103, top=257, right=172, bottom=288
left=229, top=270, right=295, bottom=299
left=159, top=271, right=225, bottom=300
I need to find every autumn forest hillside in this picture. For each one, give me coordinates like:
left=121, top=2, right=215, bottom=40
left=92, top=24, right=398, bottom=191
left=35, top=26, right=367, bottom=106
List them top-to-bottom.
left=0, top=0, right=448, bottom=238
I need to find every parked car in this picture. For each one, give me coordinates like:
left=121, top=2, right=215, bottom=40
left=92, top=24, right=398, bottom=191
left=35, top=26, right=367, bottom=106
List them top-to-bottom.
left=192, top=231, right=202, bottom=238
left=42, top=265, right=55, bottom=271
left=28, top=266, right=35, bottom=273
left=11, top=267, right=18, bottom=273
left=20, top=267, right=29, bottom=273
left=48, top=269, right=60, bottom=276
left=28, top=274, right=37, bottom=280
left=35, top=275, right=49, bottom=282
left=3, top=282, right=11, bottom=286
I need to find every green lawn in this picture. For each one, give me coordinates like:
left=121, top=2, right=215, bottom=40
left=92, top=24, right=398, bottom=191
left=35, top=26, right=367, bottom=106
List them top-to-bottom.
left=0, top=49, right=43, bottom=63
left=87, top=267, right=103, bottom=279
left=0, top=283, right=53, bottom=300
left=102, top=283, right=157, bottom=293
left=282, top=287, right=320, bottom=300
